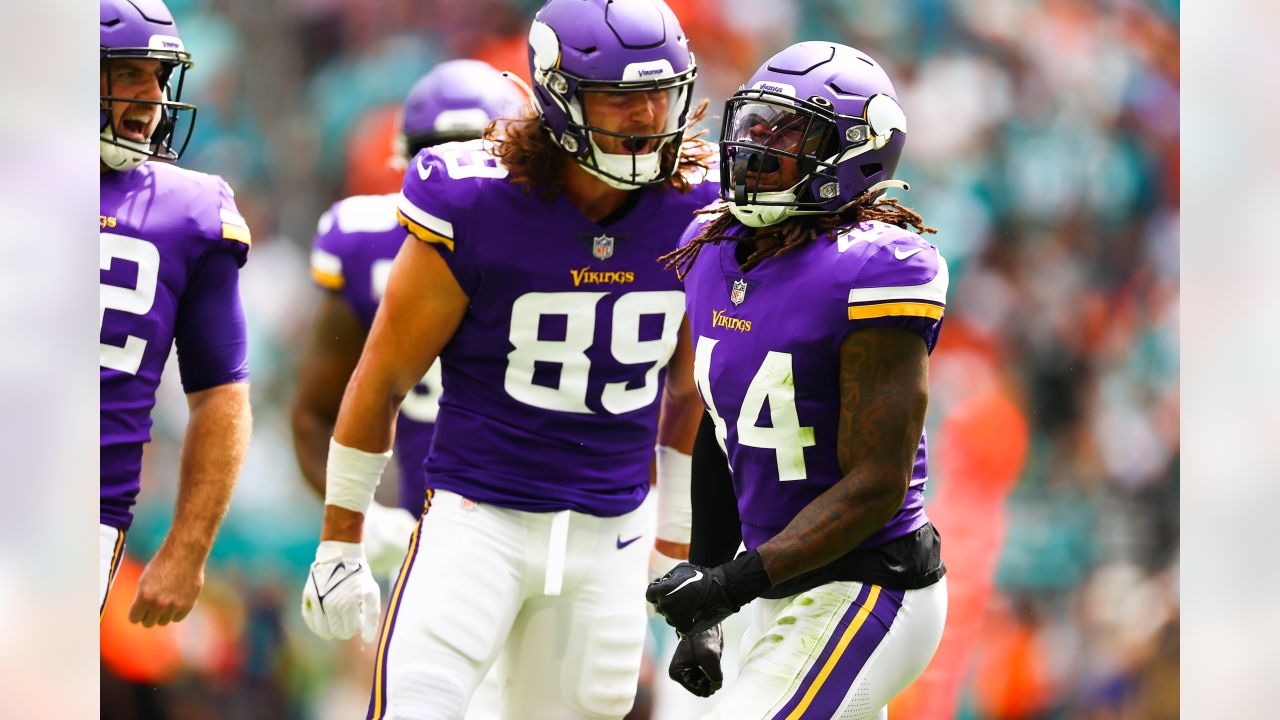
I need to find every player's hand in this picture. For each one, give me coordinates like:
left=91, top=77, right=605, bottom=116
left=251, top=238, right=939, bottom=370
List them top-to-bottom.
left=363, top=501, right=418, bottom=576
left=301, top=541, right=382, bottom=643
left=129, top=546, right=204, bottom=627
left=647, top=546, right=684, bottom=619
left=646, top=551, right=772, bottom=635
left=670, top=624, right=724, bottom=698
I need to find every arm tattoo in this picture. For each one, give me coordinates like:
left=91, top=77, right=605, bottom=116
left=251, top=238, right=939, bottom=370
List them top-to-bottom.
left=757, top=326, right=928, bottom=583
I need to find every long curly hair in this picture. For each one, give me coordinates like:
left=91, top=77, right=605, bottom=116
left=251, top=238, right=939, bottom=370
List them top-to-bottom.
left=482, top=99, right=715, bottom=199
left=659, top=194, right=937, bottom=281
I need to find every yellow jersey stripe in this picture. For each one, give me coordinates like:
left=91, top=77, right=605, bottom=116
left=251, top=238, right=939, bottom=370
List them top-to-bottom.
left=398, top=210, right=456, bottom=252
left=221, top=222, right=252, bottom=245
left=310, top=267, right=345, bottom=290
left=847, top=301, right=944, bottom=321
left=371, top=490, right=430, bottom=719
left=100, top=529, right=126, bottom=622
left=783, top=585, right=882, bottom=720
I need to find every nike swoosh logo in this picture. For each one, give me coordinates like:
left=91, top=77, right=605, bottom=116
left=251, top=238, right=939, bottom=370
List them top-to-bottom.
left=416, top=155, right=434, bottom=181
left=894, top=247, right=924, bottom=261
left=616, top=534, right=642, bottom=550
left=314, top=562, right=363, bottom=604
left=671, top=570, right=704, bottom=595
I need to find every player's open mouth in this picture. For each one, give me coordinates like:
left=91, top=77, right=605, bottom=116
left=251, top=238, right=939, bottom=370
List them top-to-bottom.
left=119, top=118, right=150, bottom=140
left=620, top=137, right=654, bottom=154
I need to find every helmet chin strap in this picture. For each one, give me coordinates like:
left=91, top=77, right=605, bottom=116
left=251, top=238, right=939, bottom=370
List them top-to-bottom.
left=99, top=128, right=150, bottom=171
left=579, top=134, right=665, bottom=189
left=729, top=150, right=801, bottom=227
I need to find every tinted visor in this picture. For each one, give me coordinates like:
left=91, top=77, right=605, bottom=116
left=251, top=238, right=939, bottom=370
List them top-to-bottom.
left=721, top=96, right=834, bottom=203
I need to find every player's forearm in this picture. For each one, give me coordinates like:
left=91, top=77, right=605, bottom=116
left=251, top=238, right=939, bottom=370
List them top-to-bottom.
left=656, top=321, right=702, bottom=453
left=757, top=327, right=927, bottom=583
left=331, top=361, right=407, bottom=454
left=321, top=365, right=404, bottom=541
left=654, top=378, right=702, bottom=558
left=656, top=381, right=703, bottom=454
left=165, top=382, right=251, bottom=562
left=290, top=403, right=333, bottom=497
left=755, top=468, right=906, bottom=583
left=321, top=504, right=366, bottom=542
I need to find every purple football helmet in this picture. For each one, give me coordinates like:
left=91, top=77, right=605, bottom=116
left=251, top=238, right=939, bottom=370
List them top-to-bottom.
left=100, top=0, right=196, bottom=171
left=527, top=0, right=697, bottom=188
left=719, top=41, right=908, bottom=227
left=397, top=59, right=528, bottom=159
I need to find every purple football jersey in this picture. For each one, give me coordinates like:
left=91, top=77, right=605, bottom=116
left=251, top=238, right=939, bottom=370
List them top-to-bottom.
left=396, top=139, right=719, bottom=516
left=100, top=162, right=251, bottom=530
left=310, top=193, right=440, bottom=514
left=682, top=215, right=949, bottom=551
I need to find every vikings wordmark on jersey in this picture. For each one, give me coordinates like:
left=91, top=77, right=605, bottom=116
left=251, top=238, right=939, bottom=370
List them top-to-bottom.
left=396, top=139, right=718, bottom=516
left=100, top=162, right=250, bottom=530
left=309, top=194, right=442, bottom=513
left=682, top=216, right=948, bottom=551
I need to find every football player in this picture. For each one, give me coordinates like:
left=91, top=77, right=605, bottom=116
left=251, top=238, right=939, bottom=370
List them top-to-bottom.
left=100, top=0, right=252, bottom=628
left=298, top=0, right=718, bottom=717
left=648, top=42, right=949, bottom=719
left=292, top=59, right=526, bottom=577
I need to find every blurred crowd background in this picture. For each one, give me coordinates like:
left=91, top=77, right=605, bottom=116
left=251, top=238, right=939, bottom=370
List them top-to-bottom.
left=99, top=0, right=1180, bottom=718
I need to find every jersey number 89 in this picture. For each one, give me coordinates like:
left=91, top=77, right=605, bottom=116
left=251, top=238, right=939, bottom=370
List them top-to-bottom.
left=505, top=290, right=685, bottom=414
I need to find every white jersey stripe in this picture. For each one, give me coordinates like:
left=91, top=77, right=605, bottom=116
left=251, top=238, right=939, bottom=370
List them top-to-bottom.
left=397, top=192, right=455, bottom=239
left=847, top=254, right=949, bottom=305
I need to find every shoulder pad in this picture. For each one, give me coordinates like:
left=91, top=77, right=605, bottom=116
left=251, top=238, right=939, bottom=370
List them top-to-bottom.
left=398, top=141, right=505, bottom=253
left=837, top=221, right=947, bottom=322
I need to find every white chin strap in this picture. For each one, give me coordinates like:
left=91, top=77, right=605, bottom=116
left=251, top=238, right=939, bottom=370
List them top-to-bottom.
left=100, top=128, right=149, bottom=172
left=581, top=135, right=664, bottom=189
left=729, top=193, right=797, bottom=227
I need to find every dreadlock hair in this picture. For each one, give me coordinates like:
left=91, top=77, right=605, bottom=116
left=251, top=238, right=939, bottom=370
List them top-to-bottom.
left=483, top=99, right=715, bottom=200
left=660, top=193, right=937, bottom=281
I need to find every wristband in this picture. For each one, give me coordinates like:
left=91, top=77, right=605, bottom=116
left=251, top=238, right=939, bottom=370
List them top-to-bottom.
left=324, top=438, right=391, bottom=514
left=655, top=444, right=692, bottom=544
left=724, top=550, right=773, bottom=609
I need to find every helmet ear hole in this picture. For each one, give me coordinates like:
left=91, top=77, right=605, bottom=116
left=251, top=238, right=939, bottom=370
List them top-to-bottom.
left=860, top=162, right=883, bottom=178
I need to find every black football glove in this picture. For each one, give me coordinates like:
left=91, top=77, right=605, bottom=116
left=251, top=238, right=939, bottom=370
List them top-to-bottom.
left=645, top=550, right=772, bottom=635
left=669, top=624, right=724, bottom=698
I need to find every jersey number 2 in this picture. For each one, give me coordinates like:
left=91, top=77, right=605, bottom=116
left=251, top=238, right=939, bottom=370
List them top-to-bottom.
left=100, top=233, right=160, bottom=375
left=693, top=336, right=815, bottom=481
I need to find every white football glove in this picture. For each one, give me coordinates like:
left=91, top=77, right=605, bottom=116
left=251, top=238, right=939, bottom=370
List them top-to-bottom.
left=363, top=500, right=418, bottom=577
left=301, top=540, right=382, bottom=643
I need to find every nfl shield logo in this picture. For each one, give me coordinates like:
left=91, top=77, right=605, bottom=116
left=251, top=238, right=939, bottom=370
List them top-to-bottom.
left=592, top=234, right=615, bottom=260
left=730, top=279, right=748, bottom=306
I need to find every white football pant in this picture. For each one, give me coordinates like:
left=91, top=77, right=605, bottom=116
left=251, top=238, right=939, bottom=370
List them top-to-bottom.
left=368, top=490, right=650, bottom=720
left=99, top=523, right=125, bottom=620
left=705, top=577, right=947, bottom=720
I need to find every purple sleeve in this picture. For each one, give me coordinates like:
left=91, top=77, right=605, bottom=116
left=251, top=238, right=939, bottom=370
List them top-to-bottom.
left=397, top=147, right=480, bottom=296
left=836, top=229, right=949, bottom=354
left=174, top=248, right=250, bottom=393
